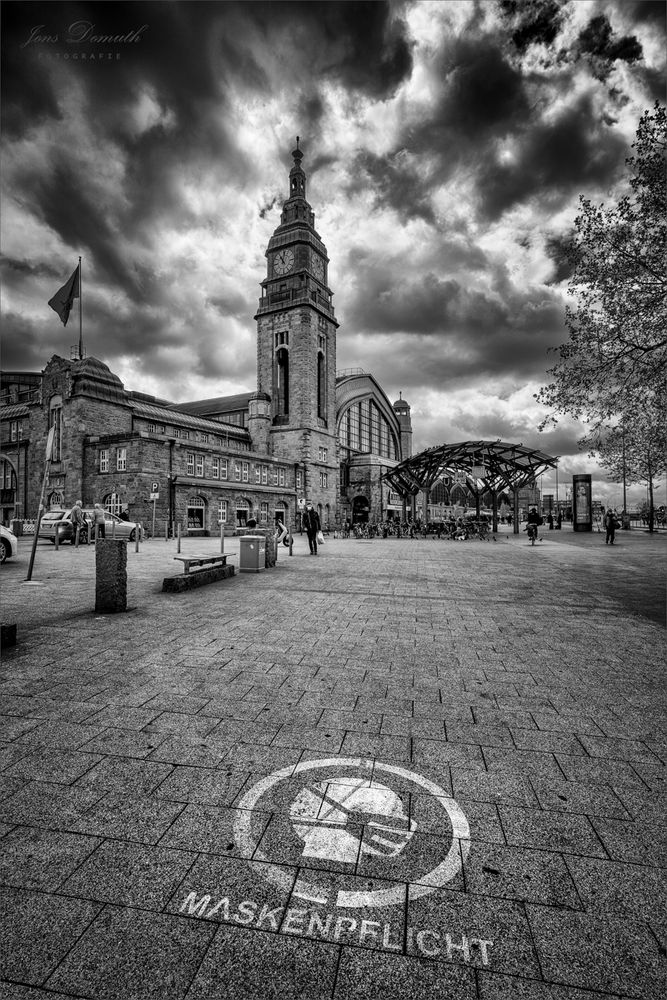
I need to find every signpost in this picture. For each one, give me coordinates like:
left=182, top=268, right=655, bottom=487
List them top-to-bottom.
left=25, top=426, right=55, bottom=583
left=150, top=481, right=159, bottom=538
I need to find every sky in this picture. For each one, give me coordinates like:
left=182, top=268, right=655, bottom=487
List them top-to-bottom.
left=1, top=0, right=665, bottom=507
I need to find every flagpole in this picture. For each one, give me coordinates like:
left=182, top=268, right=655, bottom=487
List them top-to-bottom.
left=78, top=255, right=83, bottom=360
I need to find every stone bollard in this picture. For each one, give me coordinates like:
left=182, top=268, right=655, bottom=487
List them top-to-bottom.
left=95, top=539, right=127, bottom=613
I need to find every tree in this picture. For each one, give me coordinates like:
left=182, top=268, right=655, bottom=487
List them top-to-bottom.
left=538, top=104, right=666, bottom=431
left=579, top=390, right=666, bottom=532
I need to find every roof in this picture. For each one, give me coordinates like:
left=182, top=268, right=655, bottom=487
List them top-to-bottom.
left=169, top=392, right=254, bottom=417
left=131, top=400, right=250, bottom=439
left=382, top=440, right=558, bottom=495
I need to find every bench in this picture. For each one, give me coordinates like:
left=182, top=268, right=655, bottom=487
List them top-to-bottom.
left=173, top=554, right=230, bottom=574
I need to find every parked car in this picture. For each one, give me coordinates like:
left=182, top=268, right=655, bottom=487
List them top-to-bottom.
left=38, top=508, right=142, bottom=544
left=0, top=524, right=18, bottom=563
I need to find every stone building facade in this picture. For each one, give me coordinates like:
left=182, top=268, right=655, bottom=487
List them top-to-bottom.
left=1, top=143, right=413, bottom=533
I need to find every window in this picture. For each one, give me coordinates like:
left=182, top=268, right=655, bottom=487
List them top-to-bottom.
left=276, top=347, right=289, bottom=417
left=317, top=350, right=326, bottom=419
left=49, top=395, right=62, bottom=461
left=10, top=420, right=22, bottom=441
left=147, top=423, right=156, bottom=433
left=200, top=433, right=209, bottom=443
left=116, top=447, right=127, bottom=471
left=318, top=447, right=328, bottom=462
left=99, top=449, right=109, bottom=473
left=187, top=452, right=195, bottom=475
left=196, top=455, right=204, bottom=477
left=212, top=457, right=220, bottom=479
left=220, top=459, right=228, bottom=480
left=242, top=461, right=249, bottom=483
left=234, top=462, right=241, bottom=482
left=255, top=465, right=261, bottom=484
left=261, top=465, right=268, bottom=485
left=272, top=467, right=278, bottom=486
left=278, top=467, right=285, bottom=487
left=296, top=470, right=303, bottom=491
left=320, top=471, right=328, bottom=489
left=105, top=492, right=122, bottom=515
left=187, top=496, right=206, bottom=530
left=218, top=500, right=228, bottom=523
left=260, top=502, right=269, bottom=524
left=236, top=504, right=249, bottom=526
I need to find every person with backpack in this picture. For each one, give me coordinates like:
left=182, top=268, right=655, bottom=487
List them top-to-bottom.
left=604, top=509, right=618, bottom=545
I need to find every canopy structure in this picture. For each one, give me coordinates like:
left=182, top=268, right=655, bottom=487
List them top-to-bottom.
left=382, top=440, right=558, bottom=507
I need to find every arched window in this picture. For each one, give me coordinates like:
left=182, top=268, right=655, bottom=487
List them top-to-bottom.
left=276, top=348, right=289, bottom=418
left=317, top=351, right=326, bottom=419
left=49, top=394, right=63, bottom=461
left=337, top=400, right=399, bottom=461
left=48, top=490, right=63, bottom=509
left=105, top=492, right=122, bottom=515
left=187, top=496, right=206, bottom=530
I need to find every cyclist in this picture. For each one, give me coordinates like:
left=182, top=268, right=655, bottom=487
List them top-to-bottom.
left=526, top=507, right=542, bottom=544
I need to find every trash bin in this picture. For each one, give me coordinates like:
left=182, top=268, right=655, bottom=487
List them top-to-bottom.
left=622, top=514, right=631, bottom=530
left=10, top=519, right=22, bottom=536
left=239, top=535, right=266, bottom=573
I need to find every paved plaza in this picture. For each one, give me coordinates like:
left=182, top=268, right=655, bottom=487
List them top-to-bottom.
left=0, top=525, right=665, bottom=1000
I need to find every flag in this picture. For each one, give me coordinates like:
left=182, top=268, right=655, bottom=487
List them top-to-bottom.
left=48, top=265, right=80, bottom=326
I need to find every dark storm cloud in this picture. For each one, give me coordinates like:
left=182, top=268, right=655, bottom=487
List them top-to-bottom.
left=498, top=0, right=567, bottom=53
left=578, top=14, right=643, bottom=66
left=477, top=96, right=629, bottom=219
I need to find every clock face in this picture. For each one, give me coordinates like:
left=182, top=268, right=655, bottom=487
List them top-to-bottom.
left=273, top=248, right=294, bottom=275
left=311, top=254, right=325, bottom=281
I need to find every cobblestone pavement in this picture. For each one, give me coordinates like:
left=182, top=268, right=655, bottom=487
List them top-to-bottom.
left=1, top=526, right=665, bottom=1000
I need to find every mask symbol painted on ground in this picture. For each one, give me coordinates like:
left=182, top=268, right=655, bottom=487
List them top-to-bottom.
left=234, top=757, right=470, bottom=910
left=290, top=778, right=417, bottom=864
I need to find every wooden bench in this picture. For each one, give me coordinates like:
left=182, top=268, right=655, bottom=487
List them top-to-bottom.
left=173, top=554, right=230, bottom=574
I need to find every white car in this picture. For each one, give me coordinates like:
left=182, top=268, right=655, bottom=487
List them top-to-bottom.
left=0, top=525, right=18, bottom=563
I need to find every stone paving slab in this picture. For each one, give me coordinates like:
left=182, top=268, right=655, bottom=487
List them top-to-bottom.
left=0, top=529, right=665, bottom=998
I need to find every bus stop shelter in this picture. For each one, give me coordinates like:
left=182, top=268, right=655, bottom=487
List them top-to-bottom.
left=382, top=440, right=558, bottom=533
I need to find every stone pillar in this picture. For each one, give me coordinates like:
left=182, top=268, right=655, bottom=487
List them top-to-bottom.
left=95, top=539, right=127, bottom=613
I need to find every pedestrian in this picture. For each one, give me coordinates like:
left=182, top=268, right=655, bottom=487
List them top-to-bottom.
left=70, top=499, right=86, bottom=542
left=302, top=501, right=321, bottom=555
left=92, top=503, right=106, bottom=539
left=119, top=508, right=130, bottom=522
left=604, top=509, right=617, bottom=545
left=556, top=511, right=562, bottom=530
left=547, top=512, right=554, bottom=530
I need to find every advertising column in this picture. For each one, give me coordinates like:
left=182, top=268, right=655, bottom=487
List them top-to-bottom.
left=572, top=474, right=592, bottom=532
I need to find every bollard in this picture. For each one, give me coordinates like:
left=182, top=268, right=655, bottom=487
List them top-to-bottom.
left=111, top=518, right=116, bottom=539
left=165, top=520, right=169, bottom=542
left=54, top=522, right=60, bottom=550
left=177, top=523, right=181, bottom=553
left=220, top=524, right=225, bottom=553
left=74, top=525, right=80, bottom=549
left=135, top=528, right=140, bottom=553
left=289, top=532, right=293, bottom=556
left=95, top=539, right=127, bottom=613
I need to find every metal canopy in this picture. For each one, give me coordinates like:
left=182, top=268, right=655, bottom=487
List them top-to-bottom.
left=382, top=440, right=558, bottom=497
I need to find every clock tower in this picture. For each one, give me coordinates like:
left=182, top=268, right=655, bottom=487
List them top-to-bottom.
left=255, top=139, right=339, bottom=516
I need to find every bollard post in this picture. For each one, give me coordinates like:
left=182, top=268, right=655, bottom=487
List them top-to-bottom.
left=111, top=517, right=116, bottom=539
left=165, top=520, right=169, bottom=542
left=54, top=522, right=60, bottom=550
left=177, top=523, right=181, bottom=553
left=220, top=524, right=225, bottom=553
left=74, top=525, right=80, bottom=549
left=135, top=528, right=140, bottom=553
left=289, top=532, right=293, bottom=556
left=95, top=539, right=127, bottom=613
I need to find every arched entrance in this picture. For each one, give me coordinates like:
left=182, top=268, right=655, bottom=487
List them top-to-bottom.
left=352, top=495, right=369, bottom=524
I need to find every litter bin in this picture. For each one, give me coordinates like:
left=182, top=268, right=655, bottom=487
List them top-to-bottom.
left=622, top=514, right=631, bottom=530
left=10, top=519, right=23, bottom=536
left=239, top=534, right=266, bottom=573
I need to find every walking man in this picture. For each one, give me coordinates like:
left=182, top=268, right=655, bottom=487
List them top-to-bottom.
left=302, top=502, right=321, bottom=555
